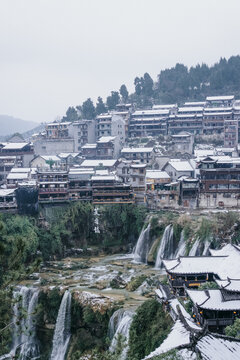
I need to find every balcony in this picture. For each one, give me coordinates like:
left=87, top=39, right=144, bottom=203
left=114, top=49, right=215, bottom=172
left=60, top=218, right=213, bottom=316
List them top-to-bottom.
left=39, top=188, right=68, bottom=194
left=204, top=318, right=234, bottom=327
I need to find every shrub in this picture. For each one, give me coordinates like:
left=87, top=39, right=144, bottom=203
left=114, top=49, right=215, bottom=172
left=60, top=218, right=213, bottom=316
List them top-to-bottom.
left=128, top=299, right=172, bottom=360
left=225, top=318, right=240, bottom=338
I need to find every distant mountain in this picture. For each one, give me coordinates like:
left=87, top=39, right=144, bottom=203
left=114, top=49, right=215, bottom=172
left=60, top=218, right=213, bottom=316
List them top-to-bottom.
left=0, top=115, right=38, bottom=138
left=21, top=123, right=46, bottom=141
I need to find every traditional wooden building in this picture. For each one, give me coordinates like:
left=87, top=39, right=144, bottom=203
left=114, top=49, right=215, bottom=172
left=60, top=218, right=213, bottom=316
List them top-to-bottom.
left=199, top=156, right=240, bottom=208
left=37, top=169, right=69, bottom=203
left=91, top=174, right=134, bottom=204
left=187, top=287, right=240, bottom=331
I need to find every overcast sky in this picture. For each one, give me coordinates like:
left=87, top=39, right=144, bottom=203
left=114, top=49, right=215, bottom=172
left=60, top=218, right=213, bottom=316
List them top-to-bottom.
left=1, top=0, right=240, bottom=123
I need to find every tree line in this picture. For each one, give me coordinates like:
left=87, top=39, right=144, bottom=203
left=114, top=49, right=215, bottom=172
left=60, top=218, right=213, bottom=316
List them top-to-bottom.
left=61, top=55, right=240, bottom=122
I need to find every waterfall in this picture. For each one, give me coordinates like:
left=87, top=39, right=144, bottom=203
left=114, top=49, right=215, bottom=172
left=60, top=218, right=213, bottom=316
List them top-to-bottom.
left=133, top=224, right=151, bottom=263
left=155, top=225, right=174, bottom=269
left=174, top=230, right=186, bottom=258
left=189, top=238, right=201, bottom=256
left=202, top=239, right=211, bottom=256
left=0, top=286, right=39, bottom=360
left=50, top=290, right=72, bottom=360
left=108, top=308, right=126, bottom=340
left=109, top=309, right=134, bottom=360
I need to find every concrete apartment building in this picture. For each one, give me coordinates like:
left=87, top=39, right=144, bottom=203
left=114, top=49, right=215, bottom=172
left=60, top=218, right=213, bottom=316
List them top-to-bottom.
left=68, top=120, right=96, bottom=152
left=121, top=147, right=154, bottom=164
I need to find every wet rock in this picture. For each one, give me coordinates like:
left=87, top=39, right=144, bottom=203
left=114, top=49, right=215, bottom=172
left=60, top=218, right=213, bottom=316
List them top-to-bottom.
left=109, top=276, right=127, bottom=289
left=73, top=291, right=116, bottom=314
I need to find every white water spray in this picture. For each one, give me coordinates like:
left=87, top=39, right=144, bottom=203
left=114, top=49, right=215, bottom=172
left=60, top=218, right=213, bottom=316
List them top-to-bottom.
left=133, top=224, right=151, bottom=263
left=155, top=225, right=174, bottom=269
left=50, top=290, right=71, bottom=360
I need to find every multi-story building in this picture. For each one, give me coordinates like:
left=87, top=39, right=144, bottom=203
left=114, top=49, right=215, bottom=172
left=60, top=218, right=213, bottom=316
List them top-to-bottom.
left=206, top=95, right=235, bottom=108
left=184, top=101, right=206, bottom=107
left=168, top=107, right=203, bottom=135
left=203, top=107, right=233, bottom=134
left=129, top=109, right=169, bottom=137
left=96, top=113, right=125, bottom=145
left=168, top=113, right=203, bottom=135
left=224, top=119, right=238, bottom=147
left=68, top=120, right=95, bottom=152
left=34, top=121, right=75, bottom=156
left=45, top=122, right=72, bottom=138
left=170, top=132, right=194, bottom=154
left=96, top=136, right=120, bottom=159
left=34, top=137, right=75, bottom=156
left=0, top=142, right=34, bottom=167
left=121, top=147, right=154, bottom=164
left=0, top=155, right=17, bottom=184
left=199, top=156, right=240, bottom=208
left=163, top=159, right=194, bottom=181
left=6, top=168, right=33, bottom=189
left=68, top=168, right=93, bottom=202
left=37, top=169, right=69, bottom=203
left=145, top=171, right=179, bottom=209
left=91, top=174, right=134, bottom=204
left=0, top=189, right=17, bottom=212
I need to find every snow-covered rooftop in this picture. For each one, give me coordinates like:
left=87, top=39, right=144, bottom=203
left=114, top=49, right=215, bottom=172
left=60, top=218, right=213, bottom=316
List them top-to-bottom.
left=206, top=95, right=234, bottom=101
left=184, top=101, right=206, bottom=106
left=152, top=104, right=177, bottom=110
left=178, top=106, right=203, bottom=112
left=204, top=106, right=232, bottom=112
left=132, top=109, right=169, bottom=116
left=203, top=112, right=232, bottom=116
left=97, top=136, right=116, bottom=143
left=3, top=142, right=29, bottom=150
left=81, top=143, right=97, bottom=149
left=121, top=147, right=153, bottom=153
left=58, top=152, right=79, bottom=158
left=41, top=155, right=60, bottom=161
left=80, top=159, right=117, bottom=167
left=167, top=160, right=193, bottom=172
left=10, top=168, right=30, bottom=173
left=146, top=170, right=170, bottom=179
left=7, top=173, right=29, bottom=180
left=91, top=175, right=116, bottom=181
left=0, top=189, right=15, bottom=197
left=164, top=244, right=240, bottom=280
left=163, top=256, right=226, bottom=275
left=216, top=278, right=240, bottom=293
left=187, top=289, right=240, bottom=311
left=169, top=298, right=202, bottom=332
left=143, top=320, right=191, bottom=359
left=196, top=334, right=240, bottom=360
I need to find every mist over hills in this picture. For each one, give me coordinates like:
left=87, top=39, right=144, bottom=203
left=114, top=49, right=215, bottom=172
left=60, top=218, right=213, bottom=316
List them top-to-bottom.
left=0, top=115, right=38, bottom=139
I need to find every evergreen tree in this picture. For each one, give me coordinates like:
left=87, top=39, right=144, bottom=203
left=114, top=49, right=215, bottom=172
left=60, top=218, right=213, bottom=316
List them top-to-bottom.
left=142, top=72, right=154, bottom=96
left=134, top=77, right=142, bottom=96
left=119, top=84, right=129, bottom=102
left=106, top=91, right=120, bottom=110
left=96, top=96, right=107, bottom=115
left=81, top=98, right=96, bottom=120
left=62, top=106, right=78, bottom=122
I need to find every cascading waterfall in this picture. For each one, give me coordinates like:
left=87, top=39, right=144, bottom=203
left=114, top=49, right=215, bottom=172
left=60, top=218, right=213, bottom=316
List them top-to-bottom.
left=133, top=224, right=151, bottom=263
left=155, top=225, right=174, bottom=269
left=174, top=230, right=186, bottom=258
left=189, top=238, right=201, bottom=256
left=202, top=239, right=211, bottom=256
left=0, top=286, right=39, bottom=360
left=50, top=290, right=72, bottom=360
left=108, top=308, right=126, bottom=340
left=109, top=309, right=134, bottom=360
